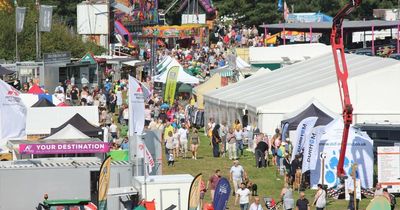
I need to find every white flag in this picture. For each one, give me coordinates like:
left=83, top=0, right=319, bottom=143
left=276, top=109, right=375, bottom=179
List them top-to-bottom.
left=128, top=76, right=145, bottom=136
left=0, top=79, right=27, bottom=145
left=291, top=116, right=318, bottom=161
left=302, top=126, right=324, bottom=173
left=137, top=139, right=154, bottom=174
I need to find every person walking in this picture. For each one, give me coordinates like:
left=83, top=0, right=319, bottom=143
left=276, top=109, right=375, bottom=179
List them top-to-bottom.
left=178, top=123, right=189, bottom=158
left=211, top=124, right=221, bottom=157
left=234, top=127, right=244, bottom=158
left=190, top=128, right=200, bottom=159
left=226, top=128, right=237, bottom=160
left=230, top=160, right=245, bottom=196
left=207, top=169, right=221, bottom=201
left=235, top=182, right=251, bottom=210
left=280, top=183, right=295, bottom=210
left=313, top=184, right=326, bottom=210
left=296, top=192, right=310, bottom=210
left=249, top=197, right=263, bottom=210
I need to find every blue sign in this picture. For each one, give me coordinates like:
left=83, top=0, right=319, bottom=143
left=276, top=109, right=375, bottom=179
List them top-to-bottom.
left=213, top=178, right=231, bottom=210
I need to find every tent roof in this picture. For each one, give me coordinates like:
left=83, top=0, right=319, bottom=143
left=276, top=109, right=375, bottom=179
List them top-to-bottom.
left=249, top=43, right=331, bottom=64
left=204, top=52, right=400, bottom=113
left=236, top=56, right=251, bottom=69
left=153, top=58, right=200, bottom=84
left=0, top=65, right=15, bottom=76
left=193, top=74, right=221, bottom=109
left=27, top=85, right=44, bottom=94
left=31, top=98, right=55, bottom=107
left=281, top=99, right=338, bottom=130
left=50, top=113, right=102, bottom=138
left=44, top=124, right=90, bottom=140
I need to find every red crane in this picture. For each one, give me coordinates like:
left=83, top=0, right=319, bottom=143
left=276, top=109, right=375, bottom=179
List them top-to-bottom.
left=330, top=0, right=362, bottom=177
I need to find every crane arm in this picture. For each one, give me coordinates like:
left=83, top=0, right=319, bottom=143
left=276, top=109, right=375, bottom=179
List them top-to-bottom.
left=330, top=0, right=361, bottom=178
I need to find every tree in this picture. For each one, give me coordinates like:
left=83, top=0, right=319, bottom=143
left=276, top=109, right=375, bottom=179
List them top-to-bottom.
left=0, top=2, right=105, bottom=61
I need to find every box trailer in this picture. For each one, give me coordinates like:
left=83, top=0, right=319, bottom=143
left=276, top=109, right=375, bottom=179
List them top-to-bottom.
left=0, top=157, right=133, bottom=210
left=133, top=174, right=194, bottom=210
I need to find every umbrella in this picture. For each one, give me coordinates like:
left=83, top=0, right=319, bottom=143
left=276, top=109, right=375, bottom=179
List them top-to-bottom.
left=0, top=65, right=15, bottom=76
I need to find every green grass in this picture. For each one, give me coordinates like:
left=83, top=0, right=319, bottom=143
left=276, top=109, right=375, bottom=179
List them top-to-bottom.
left=162, top=131, right=397, bottom=210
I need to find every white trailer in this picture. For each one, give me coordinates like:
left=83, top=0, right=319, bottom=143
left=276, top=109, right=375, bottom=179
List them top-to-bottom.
left=0, top=157, right=133, bottom=210
left=133, top=174, right=194, bottom=210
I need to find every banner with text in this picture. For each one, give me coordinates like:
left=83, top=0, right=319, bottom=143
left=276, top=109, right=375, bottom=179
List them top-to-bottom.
left=164, top=66, right=179, bottom=105
left=291, top=117, right=318, bottom=161
left=310, top=119, right=374, bottom=189
left=302, top=126, right=325, bottom=173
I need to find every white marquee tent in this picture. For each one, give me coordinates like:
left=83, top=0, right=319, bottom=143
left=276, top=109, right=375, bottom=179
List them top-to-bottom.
left=249, top=43, right=331, bottom=65
left=204, top=52, right=400, bottom=134
left=153, top=58, right=200, bottom=84
left=44, top=124, right=90, bottom=140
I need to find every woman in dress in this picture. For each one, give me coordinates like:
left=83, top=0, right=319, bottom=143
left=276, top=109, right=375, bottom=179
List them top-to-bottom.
left=190, top=128, right=200, bottom=159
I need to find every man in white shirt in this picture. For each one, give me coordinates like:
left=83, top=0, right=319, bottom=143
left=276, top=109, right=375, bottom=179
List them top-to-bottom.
left=54, top=82, right=64, bottom=93
left=109, top=121, right=118, bottom=141
left=178, top=124, right=189, bottom=158
left=230, top=160, right=245, bottom=196
left=235, top=182, right=251, bottom=210
left=249, top=197, right=263, bottom=210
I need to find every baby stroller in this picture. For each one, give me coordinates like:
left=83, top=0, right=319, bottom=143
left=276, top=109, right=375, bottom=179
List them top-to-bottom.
left=263, top=197, right=283, bottom=210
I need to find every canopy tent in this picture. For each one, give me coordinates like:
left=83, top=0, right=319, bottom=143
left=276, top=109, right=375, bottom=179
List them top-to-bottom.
left=249, top=43, right=331, bottom=70
left=204, top=52, right=400, bottom=134
left=156, top=56, right=173, bottom=73
left=236, top=56, right=251, bottom=69
left=153, top=58, right=200, bottom=84
left=0, top=65, right=15, bottom=76
left=193, top=74, right=221, bottom=109
left=178, top=83, right=192, bottom=93
left=27, top=85, right=45, bottom=94
left=20, top=93, right=61, bottom=107
left=31, top=98, right=55, bottom=107
left=281, top=99, right=338, bottom=130
left=50, top=113, right=103, bottom=139
left=44, top=124, right=90, bottom=140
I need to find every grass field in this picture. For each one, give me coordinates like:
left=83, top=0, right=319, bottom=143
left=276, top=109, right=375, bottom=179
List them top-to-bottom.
left=162, top=131, right=398, bottom=210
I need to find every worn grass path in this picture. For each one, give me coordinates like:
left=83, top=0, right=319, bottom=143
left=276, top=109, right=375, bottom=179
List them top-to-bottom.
left=161, top=131, right=393, bottom=210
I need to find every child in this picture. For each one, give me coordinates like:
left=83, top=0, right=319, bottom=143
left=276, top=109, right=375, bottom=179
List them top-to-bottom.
left=168, top=150, right=175, bottom=166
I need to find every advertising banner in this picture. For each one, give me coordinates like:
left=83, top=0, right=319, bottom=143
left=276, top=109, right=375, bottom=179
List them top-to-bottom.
left=39, top=5, right=53, bottom=32
left=15, top=7, right=26, bottom=33
left=164, top=66, right=179, bottom=105
left=128, top=76, right=145, bottom=136
left=0, top=79, right=27, bottom=144
left=291, top=116, right=318, bottom=161
left=310, top=119, right=374, bottom=189
left=302, top=126, right=325, bottom=173
left=19, top=142, right=110, bottom=155
left=98, top=156, right=112, bottom=210
left=188, top=173, right=203, bottom=210
left=213, top=177, right=231, bottom=210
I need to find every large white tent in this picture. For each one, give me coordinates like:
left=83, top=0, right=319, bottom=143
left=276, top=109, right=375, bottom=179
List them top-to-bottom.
left=249, top=43, right=331, bottom=68
left=204, top=52, right=400, bottom=134
left=153, top=58, right=200, bottom=84
left=44, top=124, right=90, bottom=140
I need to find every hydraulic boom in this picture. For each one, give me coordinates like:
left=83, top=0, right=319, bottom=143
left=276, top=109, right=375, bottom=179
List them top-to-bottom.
left=330, top=0, right=362, bottom=178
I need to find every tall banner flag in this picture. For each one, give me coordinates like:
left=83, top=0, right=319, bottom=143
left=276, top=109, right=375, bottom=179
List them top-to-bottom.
left=277, top=0, right=283, bottom=11
left=283, top=1, right=290, bottom=22
left=39, top=5, right=53, bottom=32
left=15, top=7, right=26, bottom=33
left=164, top=66, right=179, bottom=105
left=128, top=76, right=145, bottom=136
left=0, top=79, right=27, bottom=145
left=291, top=117, right=318, bottom=161
left=302, top=126, right=325, bottom=173
left=137, top=138, right=155, bottom=174
left=98, top=156, right=112, bottom=210
left=188, top=173, right=203, bottom=210
left=213, top=178, right=231, bottom=210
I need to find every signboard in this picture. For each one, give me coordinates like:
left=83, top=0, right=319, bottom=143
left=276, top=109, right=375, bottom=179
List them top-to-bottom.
left=182, top=14, right=206, bottom=24
left=43, top=52, right=71, bottom=64
left=19, top=142, right=110, bottom=155
left=377, top=146, right=400, bottom=193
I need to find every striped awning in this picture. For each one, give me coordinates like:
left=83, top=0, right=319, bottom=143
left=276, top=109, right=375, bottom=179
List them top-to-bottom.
left=211, top=66, right=234, bottom=77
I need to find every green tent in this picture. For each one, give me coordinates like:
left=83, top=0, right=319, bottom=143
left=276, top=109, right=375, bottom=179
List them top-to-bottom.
left=178, top=83, right=192, bottom=93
